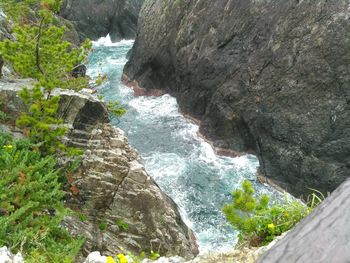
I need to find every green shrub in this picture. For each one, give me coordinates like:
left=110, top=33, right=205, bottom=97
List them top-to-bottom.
left=0, top=0, right=91, bottom=156
left=175, top=0, right=185, bottom=7
left=0, top=133, right=83, bottom=262
left=222, top=180, right=322, bottom=247
left=115, top=219, right=129, bottom=231
left=99, top=220, right=108, bottom=231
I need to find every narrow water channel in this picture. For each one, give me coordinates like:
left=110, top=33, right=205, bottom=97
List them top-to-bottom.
left=87, top=36, right=275, bottom=253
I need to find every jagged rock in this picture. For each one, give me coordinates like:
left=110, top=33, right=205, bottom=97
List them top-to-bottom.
left=60, top=0, right=144, bottom=42
left=124, top=0, right=350, bottom=197
left=0, top=80, right=198, bottom=262
left=257, top=178, right=350, bottom=263
left=0, top=247, right=24, bottom=263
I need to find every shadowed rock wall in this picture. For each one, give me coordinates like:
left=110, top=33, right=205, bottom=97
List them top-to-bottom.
left=60, top=0, right=144, bottom=42
left=124, top=0, right=350, bottom=197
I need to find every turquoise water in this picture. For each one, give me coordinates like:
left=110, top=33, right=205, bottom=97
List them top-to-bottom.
left=87, top=37, right=274, bottom=253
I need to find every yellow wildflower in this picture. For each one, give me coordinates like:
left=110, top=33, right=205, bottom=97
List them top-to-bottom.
left=3, top=145, right=13, bottom=150
left=267, top=223, right=275, bottom=229
left=117, top=254, right=128, bottom=263
left=106, top=256, right=116, bottom=263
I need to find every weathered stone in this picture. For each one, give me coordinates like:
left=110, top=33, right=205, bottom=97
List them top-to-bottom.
left=60, top=0, right=144, bottom=42
left=124, top=0, right=350, bottom=197
left=0, top=9, right=15, bottom=79
left=0, top=80, right=198, bottom=261
left=257, top=178, right=350, bottom=263
left=0, top=247, right=24, bottom=263
left=83, top=252, right=107, bottom=263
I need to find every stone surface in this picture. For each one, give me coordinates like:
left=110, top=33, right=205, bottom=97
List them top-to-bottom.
left=60, top=0, right=144, bottom=42
left=124, top=0, right=350, bottom=197
left=0, top=9, right=14, bottom=79
left=0, top=80, right=198, bottom=261
left=257, top=178, right=350, bottom=263
left=0, top=247, right=24, bottom=263
left=83, top=252, right=107, bottom=263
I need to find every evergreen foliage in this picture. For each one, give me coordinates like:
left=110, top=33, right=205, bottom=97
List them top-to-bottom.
left=0, top=0, right=91, bottom=155
left=0, top=1, right=127, bottom=261
left=0, top=133, right=83, bottom=262
left=223, top=180, right=322, bottom=247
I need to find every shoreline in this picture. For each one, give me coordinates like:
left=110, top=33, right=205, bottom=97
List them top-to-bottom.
left=121, top=74, right=288, bottom=194
left=122, top=74, right=250, bottom=159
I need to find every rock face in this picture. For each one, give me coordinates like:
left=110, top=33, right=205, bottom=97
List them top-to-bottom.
left=60, top=0, right=144, bottom=42
left=124, top=0, right=350, bottom=197
left=0, top=9, right=14, bottom=79
left=0, top=10, right=11, bottom=41
left=0, top=80, right=198, bottom=261
left=257, top=178, right=350, bottom=263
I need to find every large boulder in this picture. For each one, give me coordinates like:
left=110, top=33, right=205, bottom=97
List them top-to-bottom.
left=60, top=0, right=144, bottom=42
left=124, top=0, right=350, bottom=197
left=0, top=80, right=198, bottom=261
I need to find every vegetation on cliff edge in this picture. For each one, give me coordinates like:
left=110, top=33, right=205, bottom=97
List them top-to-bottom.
left=223, top=180, right=323, bottom=247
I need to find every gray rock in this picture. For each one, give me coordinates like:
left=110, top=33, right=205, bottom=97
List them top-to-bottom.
left=60, top=0, right=144, bottom=42
left=124, top=0, right=350, bottom=197
left=0, top=9, right=14, bottom=79
left=0, top=81, right=198, bottom=261
left=257, top=178, right=350, bottom=263
left=0, top=247, right=24, bottom=263
left=83, top=252, right=107, bottom=263
left=143, top=256, right=186, bottom=263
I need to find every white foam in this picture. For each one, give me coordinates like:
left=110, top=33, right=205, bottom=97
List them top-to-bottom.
left=92, top=34, right=134, bottom=47
left=87, top=40, right=282, bottom=253
left=128, top=94, right=180, bottom=118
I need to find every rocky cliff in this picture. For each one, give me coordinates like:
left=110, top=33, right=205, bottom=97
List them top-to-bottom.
left=60, top=0, right=144, bottom=42
left=124, top=0, right=350, bottom=197
left=0, top=80, right=198, bottom=261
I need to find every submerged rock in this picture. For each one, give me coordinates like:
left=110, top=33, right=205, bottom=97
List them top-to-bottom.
left=60, top=0, right=144, bottom=42
left=124, top=0, right=350, bottom=197
left=0, top=80, right=198, bottom=261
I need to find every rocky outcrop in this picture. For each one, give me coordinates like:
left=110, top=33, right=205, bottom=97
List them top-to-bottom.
left=60, top=0, right=144, bottom=42
left=124, top=0, right=350, bottom=197
left=0, top=80, right=198, bottom=261
left=257, top=178, right=350, bottom=263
